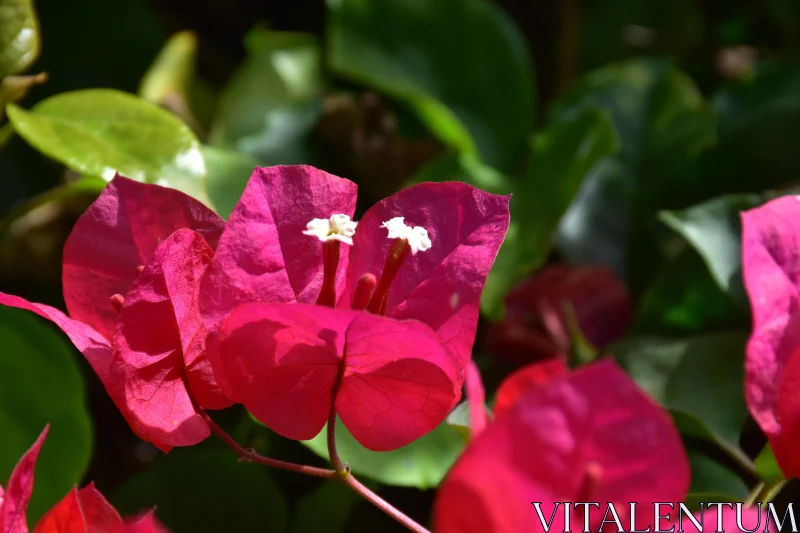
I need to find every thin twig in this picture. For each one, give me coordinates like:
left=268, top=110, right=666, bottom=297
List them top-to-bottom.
left=200, top=411, right=336, bottom=479
left=342, top=474, right=431, bottom=533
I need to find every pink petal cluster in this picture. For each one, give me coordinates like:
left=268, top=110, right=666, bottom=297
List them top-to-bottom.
left=0, top=165, right=509, bottom=453
left=198, top=166, right=509, bottom=450
left=0, top=177, right=229, bottom=452
left=741, top=195, right=800, bottom=478
left=433, top=359, right=690, bottom=532
left=1, top=426, right=169, bottom=533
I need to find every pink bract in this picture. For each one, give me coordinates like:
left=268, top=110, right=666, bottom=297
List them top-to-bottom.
left=198, top=165, right=509, bottom=450
left=0, top=175, right=228, bottom=451
left=741, top=195, right=800, bottom=477
left=217, top=303, right=460, bottom=451
left=433, top=359, right=690, bottom=533
left=0, top=427, right=47, bottom=533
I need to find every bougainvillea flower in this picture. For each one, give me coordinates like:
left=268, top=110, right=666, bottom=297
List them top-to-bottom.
left=200, top=165, right=509, bottom=450
left=0, top=175, right=228, bottom=451
left=741, top=195, right=800, bottom=478
left=485, top=264, right=631, bottom=363
left=218, top=303, right=458, bottom=450
left=492, top=358, right=569, bottom=419
left=433, top=359, right=689, bottom=533
left=34, top=483, right=124, bottom=533
left=671, top=505, right=770, bottom=533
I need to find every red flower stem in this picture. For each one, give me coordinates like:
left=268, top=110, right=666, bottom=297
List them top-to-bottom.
left=316, top=240, right=341, bottom=307
left=199, top=411, right=336, bottom=479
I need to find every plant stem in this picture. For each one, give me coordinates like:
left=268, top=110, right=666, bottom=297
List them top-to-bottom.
left=199, top=411, right=336, bottom=479
left=342, top=474, right=431, bottom=533
left=747, top=479, right=787, bottom=505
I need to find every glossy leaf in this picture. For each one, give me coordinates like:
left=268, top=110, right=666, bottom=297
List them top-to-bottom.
left=0, top=0, right=39, bottom=77
left=328, top=0, right=535, bottom=171
left=208, top=27, right=323, bottom=164
left=138, top=31, right=198, bottom=112
left=552, top=59, right=714, bottom=283
left=6, top=90, right=211, bottom=205
left=482, top=107, right=617, bottom=318
left=202, top=146, right=258, bottom=220
left=660, top=193, right=767, bottom=305
left=0, top=308, right=92, bottom=524
left=614, top=332, right=749, bottom=452
left=302, top=419, right=465, bottom=489
left=755, top=445, right=784, bottom=484
left=113, top=448, right=287, bottom=533
left=686, top=450, right=749, bottom=501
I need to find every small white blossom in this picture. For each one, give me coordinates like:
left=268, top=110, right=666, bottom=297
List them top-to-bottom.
left=303, top=214, right=358, bottom=245
left=381, top=217, right=432, bottom=255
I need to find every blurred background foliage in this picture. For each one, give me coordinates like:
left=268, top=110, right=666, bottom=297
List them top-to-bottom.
left=1, top=0, right=799, bottom=530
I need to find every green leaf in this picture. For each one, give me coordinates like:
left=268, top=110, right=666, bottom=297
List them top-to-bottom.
left=0, top=0, right=40, bottom=77
left=328, top=0, right=535, bottom=171
left=208, top=27, right=323, bottom=165
left=139, top=31, right=198, bottom=107
left=550, top=59, right=715, bottom=286
left=705, top=63, right=800, bottom=189
left=6, top=89, right=211, bottom=206
left=482, top=106, right=618, bottom=319
left=203, top=146, right=259, bottom=219
left=407, top=151, right=511, bottom=195
left=0, top=176, right=107, bottom=234
left=660, top=194, right=767, bottom=306
left=635, top=246, right=749, bottom=335
left=0, top=307, right=92, bottom=524
left=614, top=331, right=749, bottom=451
left=445, top=401, right=472, bottom=441
left=302, top=418, right=464, bottom=489
left=755, top=445, right=785, bottom=484
left=114, top=448, right=288, bottom=533
left=686, top=450, right=749, bottom=500
left=290, top=481, right=364, bottom=533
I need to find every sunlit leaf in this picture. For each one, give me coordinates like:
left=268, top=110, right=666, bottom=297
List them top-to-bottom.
left=0, top=0, right=40, bottom=77
left=6, top=89, right=211, bottom=206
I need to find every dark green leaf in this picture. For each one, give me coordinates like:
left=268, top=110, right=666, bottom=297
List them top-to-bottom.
left=0, top=0, right=40, bottom=77
left=328, top=0, right=535, bottom=171
left=208, top=27, right=323, bottom=165
left=550, top=59, right=714, bottom=284
left=6, top=89, right=210, bottom=205
left=483, top=106, right=617, bottom=318
left=203, top=146, right=259, bottom=219
left=407, top=151, right=510, bottom=195
left=0, top=176, right=107, bottom=234
left=660, top=194, right=766, bottom=305
left=635, top=246, right=748, bottom=335
left=0, top=307, right=92, bottom=524
left=614, top=331, right=749, bottom=450
left=302, top=418, right=464, bottom=489
left=755, top=445, right=785, bottom=484
left=114, top=448, right=288, bottom=533
left=686, top=450, right=749, bottom=500
left=291, top=481, right=364, bottom=533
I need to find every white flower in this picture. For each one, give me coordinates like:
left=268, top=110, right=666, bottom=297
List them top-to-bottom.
left=303, top=214, right=358, bottom=245
left=381, top=217, right=432, bottom=255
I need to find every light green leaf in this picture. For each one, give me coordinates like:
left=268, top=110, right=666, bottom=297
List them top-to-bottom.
left=0, top=0, right=40, bottom=77
left=328, top=0, right=535, bottom=171
left=209, top=27, right=323, bottom=165
left=139, top=30, right=197, bottom=106
left=6, top=89, right=211, bottom=205
left=482, top=106, right=618, bottom=318
left=203, top=146, right=258, bottom=219
left=660, top=194, right=767, bottom=305
left=0, top=307, right=92, bottom=524
left=614, top=332, right=749, bottom=452
left=302, top=418, right=464, bottom=489
left=114, top=448, right=288, bottom=533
